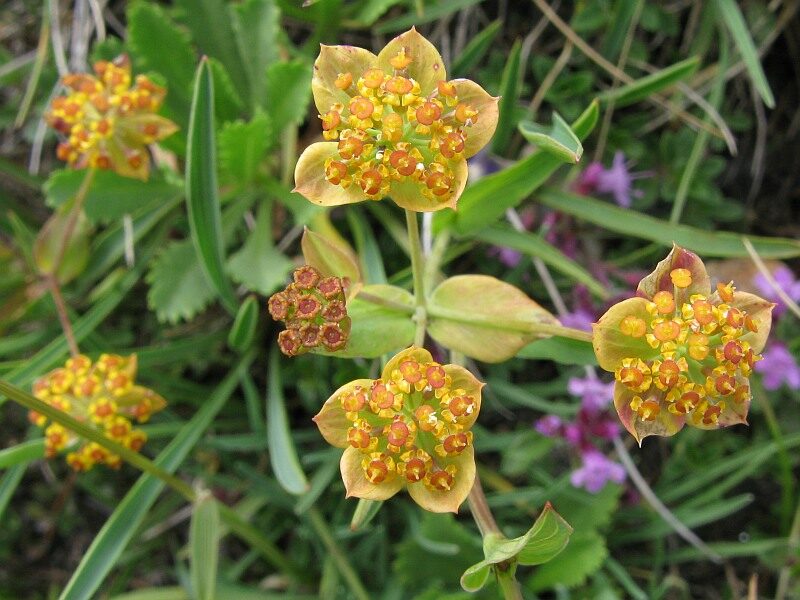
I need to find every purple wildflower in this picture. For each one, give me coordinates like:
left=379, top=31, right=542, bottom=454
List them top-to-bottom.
left=574, top=151, right=647, bottom=208
left=753, top=265, right=800, bottom=318
left=560, top=308, right=595, bottom=332
left=755, top=342, right=800, bottom=391
left=568, top=374, right=614, bottom=413
left=535, top=415, right=563, bottom=437
left=570, top=450, right=626, bottom=493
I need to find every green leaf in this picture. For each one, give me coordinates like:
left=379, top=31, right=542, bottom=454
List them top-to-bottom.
left=177, top=0, right=249, bottom=98
left=232, top=0, right=280, bottom=109
left=351, top=0, right=403, bottom=26
left=374, top=0, right=483, bottom=33
left=714, top=0, right=775, bottom=108
left=127, top=1, right=195, bottom=127
left=451, top=20, right=502, bottom=76
left=491, top=39, right=522, bottom=154
left=208, top=57, right=245, bottom=122
left=598, top=57, right=699, bottom=107
left=186, top=59, right=238, bottom=313
left=266, top=60, right=313, bottom=128
left=441, top=101, right=599, bottom=236
left=219, top=112, right=273, bottom=186
left=518, top=112, right=584, bottom=163
left=44, top=169, right=181, bottom=222
left=537, top=188, right=800, bottom=258
left=227, top=203, right=292, bottom=296
left=347, top=211, right=387, bottom=284
left=475, top=226, right=607, bottom=298
left=146, top=240, right=217, bottom=324
left=427, top=275, right=559, bottom=363
left=338, top=285, right=415, bottom=358
left=228, top=295, right=259, bottom=352
left=517, top=337, right=597, bottom=365
left=267, top=349, right=310, bottom=495
left=57, top=362, right=247, bottom=600
left=0, top=439, right=44, bottom=468
left=190, top=494, right=220, bottom=600
left=461, top=503, right=572, bottom=592
left=527, top=530, right=608, bottom=591
left=459, top=561, right=491, bottom=592
left=108, top=588, right=188, bottom=600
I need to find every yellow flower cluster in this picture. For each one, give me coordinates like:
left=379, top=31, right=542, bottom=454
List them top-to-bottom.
left=45, top=55, right=177, bottom=180
left=320, top=58, right=476, bottom=203
left=593, top=245, right=773, bottom=443
left=268, top=265, right=351, bottom=356
left=615, top=270, right=759, bottom=426
left=314, top=347, right=483, bottom=513
left=30, top=354, right=166, bottom=471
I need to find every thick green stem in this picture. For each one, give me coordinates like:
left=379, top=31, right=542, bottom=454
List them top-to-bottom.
left=405, top=209, right=427, bottom=346
left=428, top=304, right=593, bottom=342
left=496, top=566, right=524, bottom=600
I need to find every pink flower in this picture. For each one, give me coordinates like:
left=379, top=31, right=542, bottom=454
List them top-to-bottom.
left=575, top=151, right=648, bottom=208
left=753, top=266, right=800, bottom=318
left=755, top=342, right=800, bottom=391
left=568, top=374, right=614, bottom=413
left=570, top=450, right=626, bottom=493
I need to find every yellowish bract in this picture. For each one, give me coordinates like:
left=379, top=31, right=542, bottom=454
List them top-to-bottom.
left=294, top=28, right=499, bottom=212
left=313, top=346, right=484, bottom=512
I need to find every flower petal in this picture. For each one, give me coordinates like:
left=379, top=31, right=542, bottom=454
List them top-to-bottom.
left=376, top=28, right=446, bottom=96
left=312, top=44, right=377, bottom=114
left=451, top=79, right=499, bottom=158
left=294, top=142, right=368, bottom=206
left=389, top=158, right=468, bottom=212
left=637, top=244, right=711, bottom=302
left=730, top=290, right=774, bottom=354
left=592, top=297, right=654, bottom=372
left=381, top=346, right=434, bottom=381
left=442, top=364, right=484, bottom=430
left=313, top=378, right=374, bottom=448
left=614, top=385, right=685, bottom=445
left=407, top=445, right=475, bottom=513
left=340, top=446, right=404, bottom=501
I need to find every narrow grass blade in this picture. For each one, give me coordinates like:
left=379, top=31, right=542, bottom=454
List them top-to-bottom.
left=714, top=0, right=775, bottom=108
left=452, top=20, right=502, bottom=76
left=491, top=39, right=522, bottom=154
left=597, top=57, right=700, bottom=107
left=186, top=58, right=238, bottom=314
left=537, top=188, right=800, bottom=258
left=475, top=226, right=607, bottom=298
left=267, top=349, right=309, bottom=495
left=57, top=359, right=248, bottom=600
left=0, top=439, right=44, bottom=468
left=190, top=493, right=220, bottom=600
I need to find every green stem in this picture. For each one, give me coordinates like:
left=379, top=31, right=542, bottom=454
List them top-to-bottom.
left=405, top=210, right=427, bottom=346
left=428, top=304, right=593, bottom=342
left=0, top=377, right=300, bottom=580
left=467, top=475, right=499, bottom=536
left=307, top=507, right=371, bottom=600
left=496, top=566, right=524, bottom=600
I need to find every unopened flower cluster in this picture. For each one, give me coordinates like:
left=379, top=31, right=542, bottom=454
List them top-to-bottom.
left=295, top=28, right=499, bottom=212
left=45, top=55, right=177, bottom=180
left=593, top=246, right=773, bottom=443
left=268, top=266, right=351, bottom=356
left=314, top=347, right=482, bottom=512
left=30, top=354, right=166, bottom=471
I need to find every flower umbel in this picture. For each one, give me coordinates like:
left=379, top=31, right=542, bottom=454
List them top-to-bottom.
left=294, top=28, right=499, bottom=212
left=45, top=55, right=178, bottom=180
left=592, top=245, right=774, bottom=444
left=268, top=265, right=351, bottom=356
left=313, top=347, right=483, bottom=512
left=29, top=354, right=166, bottom=471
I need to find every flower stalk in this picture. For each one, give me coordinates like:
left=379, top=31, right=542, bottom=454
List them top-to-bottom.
left=406, top=209, right=427, bottom=346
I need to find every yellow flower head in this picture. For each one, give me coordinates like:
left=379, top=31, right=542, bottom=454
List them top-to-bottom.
left=294, top=28, right=499, bottom=212
left=45, top=55, right=178, bottom=180
left=592, top=245, right=774, bottom=444
left=268, top=265, right=351, bottom=357
left=313, top=346, right=484, bottom=513
left=31, top=353, right=167, bottom=471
